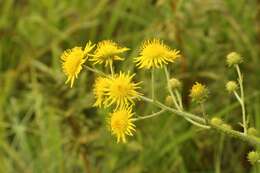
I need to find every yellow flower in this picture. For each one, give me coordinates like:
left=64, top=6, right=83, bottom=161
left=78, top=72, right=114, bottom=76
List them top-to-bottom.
left=135, top=39, right=181, bottom=69
left=91, top=40, right=129, bottom=66
left=61, top=41, right=95, bottom=87
left=84, top=41, right=96, bottom=54
left=104, top=72, right=141, bottom=109
left=93, top=77, right=110, bottom=107
left=189, top=82, right=208, bottom=103
left=109, top=107, right=136, bottom=143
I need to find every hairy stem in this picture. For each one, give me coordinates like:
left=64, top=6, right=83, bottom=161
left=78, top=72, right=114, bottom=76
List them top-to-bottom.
left=109, top=62, right=114, bottom=76
left=84, top=65, right=260, bottom=146
left=84, top=65, right=107, bottom=77
left=235, top=65, right=247, bottom=134
left=164, top=66, right=181, bottom=110
left=151, top=68, right=155, bottom=101
left=175, top=90, right=183, bottom=110
left=140, top=95, right=260, bottom=146
left=140, top=95, right=206, bottom=124
left=200, top=103, right=208, bottom=125
left=133, top=109, right=166, bottom=121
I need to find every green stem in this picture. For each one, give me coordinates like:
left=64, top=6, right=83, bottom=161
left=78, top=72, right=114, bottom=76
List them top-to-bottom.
left=109, top=62, right=114, bottom=76
left=83, top=65, right=260, bottom=146
left=84, top=65, right=107, bottom=77
left=235, top=65, right=247, bottom=135
left=163, top=66, right=181, bottom=110
left=151, top=68, right=155, bottom=101
left=175, top=90, right=183, bottom=110
left=233, top=91, right=243, bottom=105
left=140, top=95, right=260, bottom=146
left=140, top=95, right=206, bottom=124
left=200, top=103, right=208, bottom=125
left=133, top=109, right=166, bottom=121
left=182, top=116, right=211, bottom=129
left=215, top=134, right=225, bottom=173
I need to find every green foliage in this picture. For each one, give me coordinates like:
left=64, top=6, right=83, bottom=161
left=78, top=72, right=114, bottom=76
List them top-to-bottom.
left=1, top=0, right=260, bottom=172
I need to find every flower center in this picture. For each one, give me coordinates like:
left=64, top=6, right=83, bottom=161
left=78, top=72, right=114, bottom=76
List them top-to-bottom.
left=112, top=115, right=128, bottom=132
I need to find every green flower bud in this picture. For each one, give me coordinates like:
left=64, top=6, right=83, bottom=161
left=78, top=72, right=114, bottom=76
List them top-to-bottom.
left=226, top=52, right=243, bottom=67
left=169, top=78, right=182, bottom=90
left=226, top=81, right=238, bottom=93
left=165, top=95, right=173, bottom=106
left=210, top=117, right=223, bottom=126
left=221, top=123, right=232, bottom=130
left=248, top=127, right=259, bottom=136
left=247, top=151, right=259, bottom=165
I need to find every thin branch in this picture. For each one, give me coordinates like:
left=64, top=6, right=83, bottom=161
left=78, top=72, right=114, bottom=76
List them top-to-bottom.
left=109, top=63, right=114, bottom=76
left=84, top=65, right=260, bottom=146
left=84, top=65, right=108, bottom=77
left=235, top=65, right=247, bottom=134
left=164, top=66, right=181, bottom=110
left=151, top=68, right=155, bottom=101
left=175, top=90, right=183, bottom=110
left=139, top=95, right=260, bottom=146
left=140, top=95, right=206, bottom=124
left=133, top=109, right=166, bottom=121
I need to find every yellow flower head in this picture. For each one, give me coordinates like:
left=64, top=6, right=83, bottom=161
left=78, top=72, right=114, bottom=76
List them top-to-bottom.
left=135, top=39, right=181, bottom=69
left=91, top=40, right=129, bottom=66
left=61, top=41, right=95, bottom=87
left=104, top=72, right=141, bottom=109
left=93, top=77, right=110, bottom=107
left=189, top=82, right=209, bottom=103
left=109, top=107, right=136, bottom=143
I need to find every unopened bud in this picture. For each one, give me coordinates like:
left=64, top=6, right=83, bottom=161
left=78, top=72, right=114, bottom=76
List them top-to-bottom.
left=226, top=52, right=243, bottom=67
left=169, top=78, right=182, bottom=90
left=226, top=81, right=238, bottom=93
left=165, top=95, right=173, bottom=106
left=210, top=117, right=223, bottom=126
left=221, top=123, right=232, bottom=130
left=248, top=127, right=259, bottom=136
left=247, top=151, right=259, bottom=165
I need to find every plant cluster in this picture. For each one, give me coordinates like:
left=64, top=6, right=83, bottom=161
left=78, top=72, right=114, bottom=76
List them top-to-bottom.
left=60, top=39, right=260, bottom=164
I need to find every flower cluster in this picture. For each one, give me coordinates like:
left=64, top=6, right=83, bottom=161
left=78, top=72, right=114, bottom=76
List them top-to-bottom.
left=59, top=39, right=260, bottom=167
left=60, top=39, right=181, bottom=143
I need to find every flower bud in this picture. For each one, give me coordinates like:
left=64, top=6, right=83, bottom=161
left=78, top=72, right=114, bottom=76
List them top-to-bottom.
left=226, top=52, right=243, bottom=67
left=169, top=78, right=182, bottom=90
left=226, top=81, right=238, bottom=93
left=189, top=82, right=209, bottom=103
left=165, top=95, right=173, bottom=106
left=210, top=117, right=223, bottom=126
left=221, top=123, right=232, bottom=130
left=248, top=127, right=259, bottom=136
left=247, top=151, right=259, bottom=165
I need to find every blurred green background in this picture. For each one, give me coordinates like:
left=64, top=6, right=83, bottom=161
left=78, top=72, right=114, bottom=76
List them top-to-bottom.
left=1, top=0, right=260, bottom=172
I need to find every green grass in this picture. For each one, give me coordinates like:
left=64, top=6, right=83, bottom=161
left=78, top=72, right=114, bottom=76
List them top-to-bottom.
left=1, top=0, right=260, bottom=172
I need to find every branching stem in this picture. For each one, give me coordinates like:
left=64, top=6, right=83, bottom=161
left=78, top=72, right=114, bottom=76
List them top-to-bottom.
left=84, top=65, right=260, bottom=146
left=235, top=65, right=247, bottom=135
left=164, top=66, right=181, bottom=110
left=151, top=68, right=155, bottom=102
left=133, top=109, right=166, bottom=121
